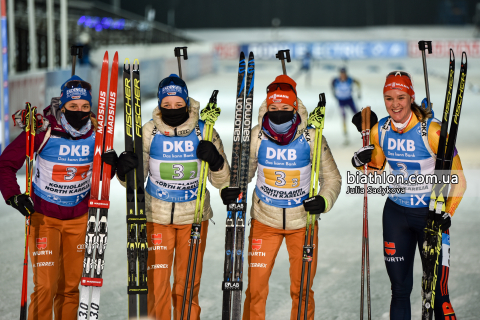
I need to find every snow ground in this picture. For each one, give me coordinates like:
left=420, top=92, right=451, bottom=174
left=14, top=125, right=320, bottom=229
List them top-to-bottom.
left=1, top=56, right=479, bottom=319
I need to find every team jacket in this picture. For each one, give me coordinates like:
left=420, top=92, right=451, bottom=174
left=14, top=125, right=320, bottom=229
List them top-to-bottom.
left=119, top=97, right=230, bottom=225
left=0, top=98, right=99, bottom=220
left=247, top=98, right=342, bottom=230
left=366, top=112, right=466, bottom=215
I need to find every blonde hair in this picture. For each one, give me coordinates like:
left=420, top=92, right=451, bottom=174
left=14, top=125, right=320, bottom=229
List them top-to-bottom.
left=411, top=101, right=432, bottom=122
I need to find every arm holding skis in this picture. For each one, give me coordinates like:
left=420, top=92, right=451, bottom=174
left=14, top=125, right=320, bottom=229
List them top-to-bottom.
left=427, top=122, right=467, bottom=216
left=247, top=125, right=260, bottom=184
left=205, top=127, right=231, bottom=193
left=308, top=130, right=342, bottom=213
left=0, top=131, right=46, bottom=202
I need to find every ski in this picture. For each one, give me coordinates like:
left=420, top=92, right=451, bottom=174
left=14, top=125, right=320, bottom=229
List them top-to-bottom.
left=421, top=50, right=467, bottom=319
left=77, top=51, right=119, bottom=320
left=221, top=52, right=246, bottom=320
left=124, top=58, right=148, bottom=319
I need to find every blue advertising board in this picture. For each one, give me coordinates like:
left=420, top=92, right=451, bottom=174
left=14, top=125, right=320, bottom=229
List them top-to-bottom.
left=240, top=41, right=407, bottom=60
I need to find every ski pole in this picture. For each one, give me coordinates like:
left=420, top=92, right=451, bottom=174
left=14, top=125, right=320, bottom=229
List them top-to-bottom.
left=418, top=41, right=433, bottom=112
left=70, top=45, right=84, bottom=76
left=174, top=47, right=188, bottom=79
left=275, top=49, right=291, bottom=75
left=180, top=90, right=220, bottom=320
left=297, top=94, right=325, bottom=320
left=19, top=103, right=36, bottom=320
left=360, top=106, right=372, bottom=320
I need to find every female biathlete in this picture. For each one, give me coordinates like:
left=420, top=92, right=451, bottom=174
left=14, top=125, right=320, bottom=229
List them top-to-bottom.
left=351, top=71, right=467, bottom=319
left=104, top=74, right=234, bottom=320
left=0, top=75, right=112, bottom=319
left=241, top=75, right=342, bottom=320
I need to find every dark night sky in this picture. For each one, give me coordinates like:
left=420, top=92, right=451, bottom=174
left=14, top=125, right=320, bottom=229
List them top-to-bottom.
left=92, top=0, right=477, bottom=28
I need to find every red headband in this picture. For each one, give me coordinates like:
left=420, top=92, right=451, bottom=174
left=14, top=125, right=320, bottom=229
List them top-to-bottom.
left=384, top=73, right=415, bottom=100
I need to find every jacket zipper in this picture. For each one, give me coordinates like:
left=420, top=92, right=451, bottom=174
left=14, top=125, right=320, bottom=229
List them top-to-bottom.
left=170, top=203, right=175, bottom=224
left=283, top=208, right=286, bottom=230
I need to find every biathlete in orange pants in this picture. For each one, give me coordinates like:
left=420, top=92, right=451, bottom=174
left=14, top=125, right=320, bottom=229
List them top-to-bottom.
left=351, top=71, right=467, bottom=319
left=107, top=74, right=233, bottom=320
left=0, top=75, right=114, bottom=320
left=241, top=75, right=342, bottom=320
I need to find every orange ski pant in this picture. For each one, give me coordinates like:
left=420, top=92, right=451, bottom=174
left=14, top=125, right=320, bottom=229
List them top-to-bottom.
left=27, top=212, right=87, bottom=320
left=243, top=219, right=318, bottom=320
left=147, top=220, right=209, bottom=320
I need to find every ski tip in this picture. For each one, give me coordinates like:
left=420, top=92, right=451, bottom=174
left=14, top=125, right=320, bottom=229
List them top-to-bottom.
left=449, top=49, right=454, bottom=62
left=103, top=51, right=108, bottom=61
left=113, top=51, right=119, bottom=62
left=239, top=51, right=245, bottom=60
left=249, top=51, right=254, bottom=59
left=461, top=51, right=467, bottom=65
left=124, top=58, right=130, bottom=65
left=133, top=59, right=140, bottom=71
left=318, top=93, right=326, bottom=107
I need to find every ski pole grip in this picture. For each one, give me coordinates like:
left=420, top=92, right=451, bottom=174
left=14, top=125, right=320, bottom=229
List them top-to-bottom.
left=418, top=41, right=432, bottom=54
left=70, top=45, right=84, bottom=76
left=174, top=47, right=188, bottom=79
left=275, top=50, right=291, bottom=75
left=318, top=93, right=326, bottom=107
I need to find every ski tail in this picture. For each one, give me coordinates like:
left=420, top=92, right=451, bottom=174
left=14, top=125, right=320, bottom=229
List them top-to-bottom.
left=422, top=50, right=467, bottom=319
left=222, top=51, right=246, bottom=320
left=231, top=51, right=255, bottom=320
left=124, top=58, right=139, bottom=319
left=133, top=59, right=148, bottom=316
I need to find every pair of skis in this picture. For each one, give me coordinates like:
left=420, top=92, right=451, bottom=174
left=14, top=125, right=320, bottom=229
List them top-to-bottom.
left=421, top=50, right=467, bottom=319
left=77, top=51, right=119, bottom=320
left=222, top=51, right=255, bottom=320
left=123, top=59, right=148, bottom=318
left=18, top=102, right=37, bottom=320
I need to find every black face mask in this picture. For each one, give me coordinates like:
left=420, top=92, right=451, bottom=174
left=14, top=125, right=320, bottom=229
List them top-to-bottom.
left=161, top=106, right=189, bottom=127
left=64, top=109, right=91, bottom=130
left=268, top=110, right=295, bottom=124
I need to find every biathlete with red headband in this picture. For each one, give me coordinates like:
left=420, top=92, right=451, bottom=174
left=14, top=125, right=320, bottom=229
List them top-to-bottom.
left=351, top=71, right=467, bottom=319
left=241, top=75, right=342, bottom=320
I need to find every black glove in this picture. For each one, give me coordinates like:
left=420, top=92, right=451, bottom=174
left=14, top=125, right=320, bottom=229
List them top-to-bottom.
left=352, top=110, right=378, bottom=133
left=196, top=140, right=224, bottom=172
left=352, top=144, right=374, bottom=167
left=101, top=149, right=118, bottom=177
left=116, top=151, right=139, bottom=182
left=221, top=187, right=241, bottom=205
left=7, top=194, right=35, bottom=217
left=303, top=195, right=326, bottom=215
left=439, top=212, right=451, bottom=231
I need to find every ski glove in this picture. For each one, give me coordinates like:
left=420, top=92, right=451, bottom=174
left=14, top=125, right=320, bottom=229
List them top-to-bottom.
left=351, top=110, right=378, bottom=133
left=196, top=140, right=224, bottom=172
left=352, top=144, right=375, bottom=168
left=101, top=149, right=118, bottom=178
left=116, top=151, right=139, bottom=182
left=221, top=187, right=241, bottom=205
left=7, top=194, right=35, bottom=217
left=303, top=195, right=326, bottom=215
left=439, top=212, right=452, bottom=231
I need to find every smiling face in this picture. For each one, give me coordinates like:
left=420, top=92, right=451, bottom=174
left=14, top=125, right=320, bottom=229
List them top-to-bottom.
left=384, top=89, right=414, bottom=123
left=160, top=96, right=186, bottom=109
left=64, top=99, right=91, bottom=112
left=268, top=103, right=295, bottom=112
